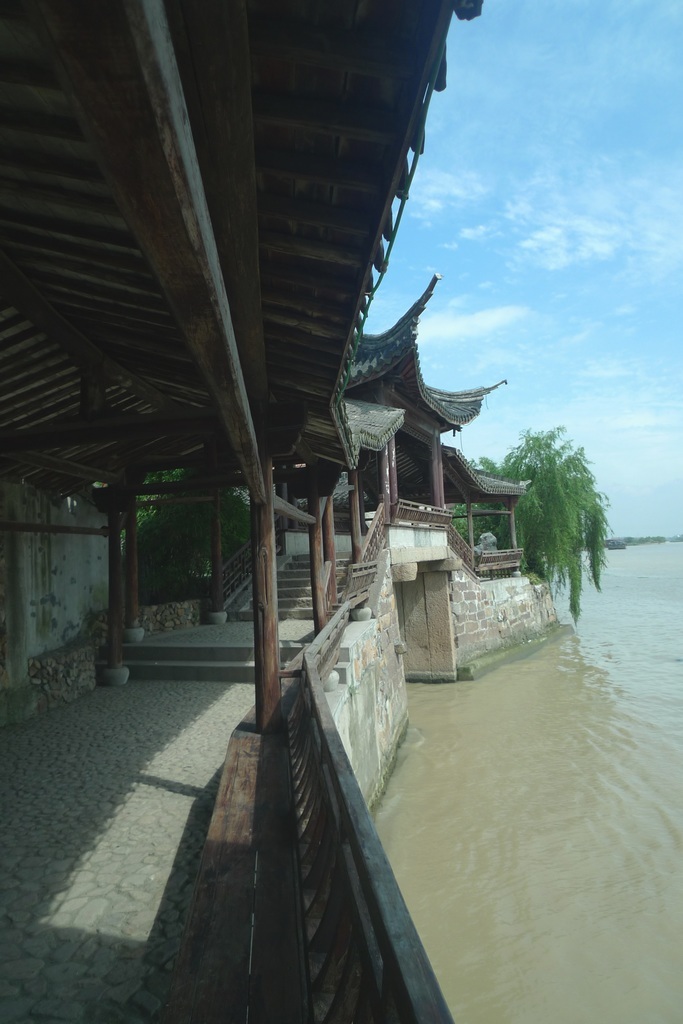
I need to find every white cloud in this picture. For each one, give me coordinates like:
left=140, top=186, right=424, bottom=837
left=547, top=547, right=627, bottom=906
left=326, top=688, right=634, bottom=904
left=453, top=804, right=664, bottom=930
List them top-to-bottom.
left=504, top=161, right=683, bottom=280
left=409, top=168, right=488, bottom=224
left=460, top=224, right=496, bottom=241
left=418, top=305, right=532, bottom=346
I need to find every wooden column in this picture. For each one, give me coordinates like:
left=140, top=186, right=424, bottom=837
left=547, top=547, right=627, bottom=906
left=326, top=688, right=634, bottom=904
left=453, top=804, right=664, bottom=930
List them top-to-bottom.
left=431, top=429, right=445, bottom=508
left=388, top=435, right=398, bottom=515
left=379, top=445, right=391, bottom=523
left=251, top=450, right=281, bottom=734
left=308, top=468, right=326, bottom=635
left=349, top=469, right=363, bottom=564
left=358, top=470, right=366, bottom=532
left=210, top=491, right=223, bottom=613
left=322, top=494, right=338, bottom=606
left=124, top=497, right=140, bottom=630
left=467, top=498, right=475, bottom=551
left=509, top=499, right=518, bottom=549
left=107, top=510, right=124, bottom=670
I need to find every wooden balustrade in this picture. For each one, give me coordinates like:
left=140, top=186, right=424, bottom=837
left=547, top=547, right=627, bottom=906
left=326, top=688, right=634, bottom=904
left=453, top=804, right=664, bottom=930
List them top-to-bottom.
left=390, top=498, right=452, bottom=528
left=361, top=502, right=385, bottom=563
left=476, top=547, right=523, bottom=578
left=279, top=610, right=454, bottom=1023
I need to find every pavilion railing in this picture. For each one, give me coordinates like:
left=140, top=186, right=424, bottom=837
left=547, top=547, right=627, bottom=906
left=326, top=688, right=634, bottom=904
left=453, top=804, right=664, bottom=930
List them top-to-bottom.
left=390, top=498, right=452, bottom=529
left=361, top=502, right=385, bottom=563
left=222, top=518, right=285, bottom=606
left=446, top=523, right=478, bottom=579
left=476, top=547, right=524, bottom=578
left=282, top=601, right=454, bottom=1024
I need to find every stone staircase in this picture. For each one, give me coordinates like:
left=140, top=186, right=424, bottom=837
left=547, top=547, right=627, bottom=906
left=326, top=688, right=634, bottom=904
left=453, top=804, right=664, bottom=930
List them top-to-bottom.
left=236, top=553, right=349, bottom=622
left=115, top=641, right=255, bottom=684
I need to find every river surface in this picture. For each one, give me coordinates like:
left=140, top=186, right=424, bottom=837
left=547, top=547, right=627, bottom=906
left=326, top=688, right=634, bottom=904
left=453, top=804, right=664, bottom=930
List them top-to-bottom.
left=375, top=543, right=683, bottom=1024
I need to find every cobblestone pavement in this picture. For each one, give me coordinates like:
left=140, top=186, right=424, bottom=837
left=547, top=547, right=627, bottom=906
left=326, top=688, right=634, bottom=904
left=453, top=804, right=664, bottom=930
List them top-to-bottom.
left=0, top=618, right=315, bottom=1023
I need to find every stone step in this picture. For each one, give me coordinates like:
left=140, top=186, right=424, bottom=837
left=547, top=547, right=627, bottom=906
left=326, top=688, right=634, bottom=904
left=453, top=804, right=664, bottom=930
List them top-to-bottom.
left=238, top=608, right=313, bottom=622
left=116, top=643, right=254, bottom=663
left=124, top=659, right=255, bottom=683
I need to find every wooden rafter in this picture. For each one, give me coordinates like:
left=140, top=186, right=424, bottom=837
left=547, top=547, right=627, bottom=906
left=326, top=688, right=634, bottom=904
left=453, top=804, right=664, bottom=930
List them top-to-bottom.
left=29, top=0, right=266, bottom=502
left=0, top=249, right=176, bottom=412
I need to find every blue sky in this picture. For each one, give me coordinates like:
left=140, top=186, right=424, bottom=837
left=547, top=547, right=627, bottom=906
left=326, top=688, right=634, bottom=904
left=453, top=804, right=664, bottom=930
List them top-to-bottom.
left=365, top=0, right=683, bottom=537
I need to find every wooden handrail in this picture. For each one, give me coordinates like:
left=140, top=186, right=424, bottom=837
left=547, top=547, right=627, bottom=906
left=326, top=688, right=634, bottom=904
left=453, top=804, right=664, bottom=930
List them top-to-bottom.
left=391, top=498, right=452, bottom=528
left=361, top=502, right=385, bottom=563
left=222, top=518, right=285, bottom=604
left=446, top=522, right=478, bottom=580
left=282, top=609, right=454, bottom=1023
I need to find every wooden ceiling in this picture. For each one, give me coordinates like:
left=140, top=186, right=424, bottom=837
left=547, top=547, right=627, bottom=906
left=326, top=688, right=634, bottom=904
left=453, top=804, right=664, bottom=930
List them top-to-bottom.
left=0, top=0, right=474, bottom=500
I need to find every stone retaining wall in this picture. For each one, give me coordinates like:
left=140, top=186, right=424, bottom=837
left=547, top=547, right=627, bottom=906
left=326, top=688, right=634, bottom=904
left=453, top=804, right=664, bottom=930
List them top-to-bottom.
left=326, top=550, right=408, bottom=809
left=450, top=571, right=558, bottom=668
left=2, top=599, right=203, bottom=726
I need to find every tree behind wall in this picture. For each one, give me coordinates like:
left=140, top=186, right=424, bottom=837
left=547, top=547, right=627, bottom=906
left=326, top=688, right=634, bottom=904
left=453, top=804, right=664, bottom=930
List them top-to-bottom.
left=135, top=473, right=250, bottom=603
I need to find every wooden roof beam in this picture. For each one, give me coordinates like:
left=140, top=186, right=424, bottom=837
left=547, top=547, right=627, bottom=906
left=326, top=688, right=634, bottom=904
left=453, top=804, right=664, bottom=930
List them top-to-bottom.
left=29, top=0, right=265, bottom=501
left=167, top=0, right=267, bottom=404
left=249, top=17, right=415, bottom=80
left=253, top=95, right=399, bottom=145
left=256, top=149, right=380, bottom=193
left=0, top=249, right=176, bottom=412
left=0, top=408, right=218, bottom=453
left=17, top=451, right=121, bottom=485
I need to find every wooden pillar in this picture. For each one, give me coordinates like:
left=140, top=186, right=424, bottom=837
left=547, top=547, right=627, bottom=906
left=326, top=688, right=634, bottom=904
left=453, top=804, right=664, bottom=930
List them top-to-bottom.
left=431, top=429, right=445, bottom=508
left=388, top=435, right=398, bottom=514
left=379, top=444, right=391, bottom=522
left=251, top=450, right=281, bottom=734
left=308, top=468, right=326, bottom=635
left=349, top=469, right=363, bottom=564
left=358, top=469, right=366, bottom=532
left=210, top=490, right=223, bottom=613
left=322, top=494, right=338, bottom=606
left=124, top=497, right=139, bottom=630
left=467, top=498, right=475, bottom=551
left=509, top=499, right=518, bottom=549
left=107, top=509, right=124, bottom=669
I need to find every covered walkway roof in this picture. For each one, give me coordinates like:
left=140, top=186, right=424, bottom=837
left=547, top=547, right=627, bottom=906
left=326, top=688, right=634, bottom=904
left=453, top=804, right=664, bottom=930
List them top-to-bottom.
left=0, top=0, right=482, bottom=500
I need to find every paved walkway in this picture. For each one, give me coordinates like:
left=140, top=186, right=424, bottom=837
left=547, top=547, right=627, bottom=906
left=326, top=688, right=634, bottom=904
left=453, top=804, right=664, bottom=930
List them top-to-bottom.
left=0, top=619, right=313, bottom=1024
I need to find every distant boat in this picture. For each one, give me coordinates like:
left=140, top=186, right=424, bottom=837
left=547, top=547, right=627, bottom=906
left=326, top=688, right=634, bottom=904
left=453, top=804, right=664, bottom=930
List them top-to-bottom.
left=605, top=538, right=627, bottom=550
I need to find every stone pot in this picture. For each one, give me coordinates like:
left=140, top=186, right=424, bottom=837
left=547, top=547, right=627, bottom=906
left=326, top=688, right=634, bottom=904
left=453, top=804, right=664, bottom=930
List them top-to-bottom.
left=206, top=610, right=228, bottom=625
left=123, top=626, right=145, bottom=644
left=101, top=666, right=130, bottom=687
left=323, top=669, right=340, bottom=693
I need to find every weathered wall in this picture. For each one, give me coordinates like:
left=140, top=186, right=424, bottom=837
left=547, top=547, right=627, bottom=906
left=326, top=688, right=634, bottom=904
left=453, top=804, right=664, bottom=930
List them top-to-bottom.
left=0, top=483, right=108, bottom=725
left=326, top=550, right=408, bottom=809
left=393, top=570, right=458, bottom=682
left=449, top=570, right=558, bottom=669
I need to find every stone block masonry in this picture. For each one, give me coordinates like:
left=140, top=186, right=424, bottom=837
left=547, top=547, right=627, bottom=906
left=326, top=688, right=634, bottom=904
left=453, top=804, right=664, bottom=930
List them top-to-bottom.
left=326, top=550, right=408, bottom=809
left=450, top=570, right=558, bottom=670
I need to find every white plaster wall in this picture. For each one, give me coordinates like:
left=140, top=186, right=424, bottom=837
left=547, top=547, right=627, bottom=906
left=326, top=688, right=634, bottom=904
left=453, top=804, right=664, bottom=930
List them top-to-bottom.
left=3, top=483, right=108, bottom=687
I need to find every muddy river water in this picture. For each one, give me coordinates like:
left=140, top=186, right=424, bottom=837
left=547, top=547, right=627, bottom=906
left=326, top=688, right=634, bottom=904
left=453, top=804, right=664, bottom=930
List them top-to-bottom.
left=375, top=543, right=683, bottom=1023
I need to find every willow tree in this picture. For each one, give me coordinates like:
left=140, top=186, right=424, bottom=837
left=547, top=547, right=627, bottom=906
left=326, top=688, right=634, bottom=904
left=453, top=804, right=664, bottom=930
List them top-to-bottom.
left=499, top=427, right=610, bottom=622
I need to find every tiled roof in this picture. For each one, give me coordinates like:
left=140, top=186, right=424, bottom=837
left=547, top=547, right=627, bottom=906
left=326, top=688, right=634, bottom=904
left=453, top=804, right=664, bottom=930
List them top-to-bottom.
left=349, top=275, right=506, bottom=428
left=343, top=398, right=404, bottom=463
left=442, top=444, right=529, bottom=498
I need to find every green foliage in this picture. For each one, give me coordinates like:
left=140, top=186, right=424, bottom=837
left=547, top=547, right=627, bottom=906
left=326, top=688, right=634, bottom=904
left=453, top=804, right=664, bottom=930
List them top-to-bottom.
left=486, top=427, right=610, bottom=622
left=135, top=471, right=250, bottom=602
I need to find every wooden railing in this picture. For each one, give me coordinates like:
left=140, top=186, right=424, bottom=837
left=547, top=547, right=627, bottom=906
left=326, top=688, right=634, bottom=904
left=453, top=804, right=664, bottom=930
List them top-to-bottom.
left=390, top=498, right=452, bottom=529
left=362, top=502, right=385, bottom=563
left=222, top=519, right=284, bottom=606
left=446, top=523, right=477, bottom=578
left=221, top=538, right=251, bottom=603
left=476, top=547, right=523, bottom=578
left=344, top=559, right=378, bottom=607
left=281, top=602, right=454, bottom=1023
